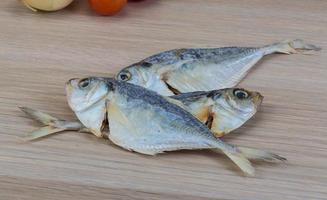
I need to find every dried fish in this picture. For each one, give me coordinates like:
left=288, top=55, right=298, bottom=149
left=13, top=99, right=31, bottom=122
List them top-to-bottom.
left=116, top=39, right=320, bottom=95
left=64, top=77, right=286, bottom=175
left=65, top=77, right=257, bottom=175
left=21, top=87, right=262, bottom=139
left=20, top=105, right=286, bottom=164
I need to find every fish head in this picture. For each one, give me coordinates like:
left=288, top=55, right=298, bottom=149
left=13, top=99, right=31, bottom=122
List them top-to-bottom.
left=116, top=63, right=150, bottom=85
left=116, top=64, right=174, bottom=96
left=65, top=77, right=114, bottom=137
left=66, top=77, right=110, bottom=112
left=209, top=88, right=263, bottom=135
left=223, top=88, right=263, bottom=117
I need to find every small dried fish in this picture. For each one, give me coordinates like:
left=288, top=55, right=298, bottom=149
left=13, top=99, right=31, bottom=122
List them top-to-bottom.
left=116, top=39, right=320, bottom=95
left=64, top=77, right=286, bottom=175
left=66, top=77, right=258, bottom=175
left=20, top=78, right=284, bottom=174
left=21, top=87, right=262, bottom=139
left=20, top=106, right=285, bottom=163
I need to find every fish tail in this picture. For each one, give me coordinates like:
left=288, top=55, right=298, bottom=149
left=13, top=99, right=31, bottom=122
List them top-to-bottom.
left=261, top=39, right=321, bottom=55
left=19, top=106, right=59, bottom=126
left=20, top=107, right=82, bottom=140
left=23, top=126, right=66, bottom=141
left=213, top=142, right=255, bottom=176
left=212, top=146, right=286, bottom=162
left=237, top=146, right=287, bottom=162
left=223, top=148, right=255, bottom=176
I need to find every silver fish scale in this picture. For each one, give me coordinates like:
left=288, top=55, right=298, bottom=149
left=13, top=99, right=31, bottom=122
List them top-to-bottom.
left=141, top=47, right=260, bottom=66
left=170, top=90, right=222, bottom=104
left=132, top=142, right=213, bottom=154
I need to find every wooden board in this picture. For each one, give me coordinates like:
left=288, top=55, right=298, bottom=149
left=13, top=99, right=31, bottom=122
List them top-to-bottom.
left=0, top=0, right=326, bottom=199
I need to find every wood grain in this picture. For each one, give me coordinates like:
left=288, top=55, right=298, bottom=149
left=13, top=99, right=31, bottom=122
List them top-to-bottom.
left=0, top=0, right=327, bottom=199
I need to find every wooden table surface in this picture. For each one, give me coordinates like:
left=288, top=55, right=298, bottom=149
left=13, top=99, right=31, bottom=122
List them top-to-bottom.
left=0, top=0, right=326, bottom=199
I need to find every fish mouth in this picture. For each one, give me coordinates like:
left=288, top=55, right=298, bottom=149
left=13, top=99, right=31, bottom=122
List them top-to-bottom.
left=65, top=78, right=79, bottom=94
left=66, top=78, right=78, bottom=87
left=67, top=78, right=78, bottom=83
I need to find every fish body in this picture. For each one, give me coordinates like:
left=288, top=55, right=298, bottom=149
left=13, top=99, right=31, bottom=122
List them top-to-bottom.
left=116, top=40, right=320, bottom=95
left=66, top=77, right=256, bottom=175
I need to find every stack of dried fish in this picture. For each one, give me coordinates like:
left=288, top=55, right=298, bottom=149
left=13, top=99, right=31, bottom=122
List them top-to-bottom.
left=21, top=39, right=320, bottom=175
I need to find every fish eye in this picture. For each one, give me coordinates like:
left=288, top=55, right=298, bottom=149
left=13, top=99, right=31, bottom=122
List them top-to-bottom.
left=118, top=71, right=131, bottom=81
left=78, top=78, right=90, bottom=89
left=233, top=89, right=249, bottom=99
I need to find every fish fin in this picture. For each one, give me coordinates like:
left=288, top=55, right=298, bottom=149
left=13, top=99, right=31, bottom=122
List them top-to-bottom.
left=262, top=39, right=321, bottom=55
left=164, top=72, right=212, bottom=93
left=164, top=97, right=189, bottom=110
left=19, top=106, right=58, bottom=126
left=20, top=106, right=84, bottom=140
left=194, top=107, right=210, bottom=124
left=24, top=126, right=66, bottom=141
left=212, top=131, right=225, bottom=138
left=213, top=141, right=255, bottom=176
left=238, top=146, right=287, bottom=162
left=132, top=148, right=161, bottom=156
left=222, top=148, right=255, bottom=176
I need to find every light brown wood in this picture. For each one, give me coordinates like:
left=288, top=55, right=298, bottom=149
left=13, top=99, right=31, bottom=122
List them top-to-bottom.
left=0, top=0, right=327, bottom=199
